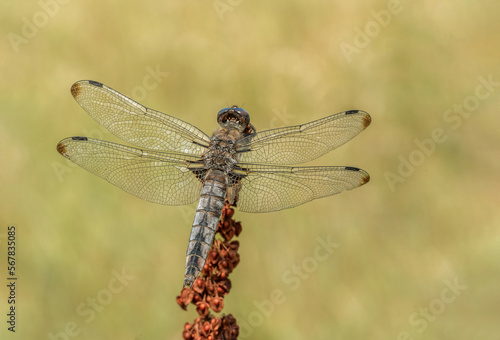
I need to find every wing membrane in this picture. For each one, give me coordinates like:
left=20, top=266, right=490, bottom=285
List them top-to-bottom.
left=70, top=80, right=211, bottom=155
left=236, top=110, right=371, bottom=165
left=57, top=137, right=205, bottom=205
left=234, top=164, right=369, bottom=213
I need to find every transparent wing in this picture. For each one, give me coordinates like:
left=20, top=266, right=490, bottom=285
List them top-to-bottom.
left=70, top=80, right=211, bottom=155
left=236, top=110, right=371, bottom=165
left=57, top=137, right=206, bottom=205
left=233, top=164, right=369, bottom=213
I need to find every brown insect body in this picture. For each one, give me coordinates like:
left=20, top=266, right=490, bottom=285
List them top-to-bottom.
left=184, top=107, right=249, bottom=287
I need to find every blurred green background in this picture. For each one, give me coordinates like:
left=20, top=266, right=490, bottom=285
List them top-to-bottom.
left=1, top=1, right=499, bottom=339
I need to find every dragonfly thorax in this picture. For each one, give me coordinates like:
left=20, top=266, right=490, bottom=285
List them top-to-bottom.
left=204, top=138, right=238, bottom=172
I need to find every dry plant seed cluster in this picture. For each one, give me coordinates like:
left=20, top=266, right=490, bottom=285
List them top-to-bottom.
left=177, top=202, right=241, bottom=340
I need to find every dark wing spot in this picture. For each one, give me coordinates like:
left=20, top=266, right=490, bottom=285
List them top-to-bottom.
left=88, top=80, right=103, bottom=87
left=70, top=83, right=81, bottom=98
left=345, top=110, right=359, bottom=115
left=362, top=113, right=372, bottom=129
left=72, top=136, right=88, bottom=141
left=56, top=142, right=67, bottom=156
left=345, top=167, right=370, bottom=185
left=361, top=173, right=370, bottom=185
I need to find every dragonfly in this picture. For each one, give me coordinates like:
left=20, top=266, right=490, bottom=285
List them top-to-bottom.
left=57, top=80, right=371, bottom=288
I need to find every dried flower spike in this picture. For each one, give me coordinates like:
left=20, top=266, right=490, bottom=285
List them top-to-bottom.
left=177, top=201, right=240, bottom=340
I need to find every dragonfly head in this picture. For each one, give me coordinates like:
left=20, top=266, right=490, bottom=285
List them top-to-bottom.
left=217, top=106, right=250, bottom=132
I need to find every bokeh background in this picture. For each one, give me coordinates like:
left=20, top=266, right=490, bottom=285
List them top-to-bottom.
left=1, top=1, right=499, bottom=339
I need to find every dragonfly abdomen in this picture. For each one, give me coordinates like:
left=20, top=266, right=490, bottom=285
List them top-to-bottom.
left=184, top=170, right=226, bottom=287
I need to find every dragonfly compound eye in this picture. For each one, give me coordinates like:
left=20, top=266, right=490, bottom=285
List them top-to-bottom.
left=217, top=106, right=250, bottom=130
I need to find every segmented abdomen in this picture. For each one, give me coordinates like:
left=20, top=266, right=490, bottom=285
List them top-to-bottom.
left=184, top=170, right=226, bottom=287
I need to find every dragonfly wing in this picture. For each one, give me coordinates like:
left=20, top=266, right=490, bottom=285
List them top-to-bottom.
left=70, top=80, right=211, bottom=155
left=236, top=110, right=371, bottom=165
left=57, top=137, right=205, bottom=206
left=233, top=163, right=369, bottom=213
